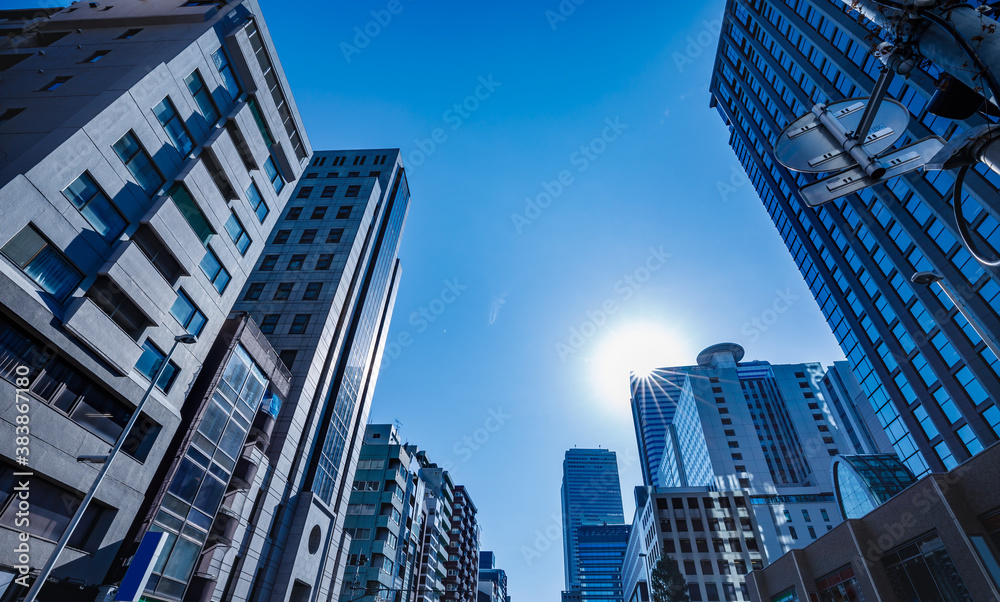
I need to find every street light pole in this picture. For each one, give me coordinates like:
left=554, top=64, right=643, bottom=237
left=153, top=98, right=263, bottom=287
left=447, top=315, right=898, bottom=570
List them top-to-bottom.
left=911, top=271, right=1000, bottom=361
left=24, top=333, right=197, bottom=602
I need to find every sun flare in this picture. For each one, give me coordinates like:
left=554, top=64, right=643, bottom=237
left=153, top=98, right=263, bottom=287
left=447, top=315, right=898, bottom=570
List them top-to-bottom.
left=590, top=323, right=685, bottom=403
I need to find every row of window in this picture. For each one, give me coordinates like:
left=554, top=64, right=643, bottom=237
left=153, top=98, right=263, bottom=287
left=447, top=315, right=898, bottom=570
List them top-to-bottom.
left=273, top=226, right=347, bottom=245
left=258, top=253, right=337, bottom=272
left=259, top=313, right=311, bottom=335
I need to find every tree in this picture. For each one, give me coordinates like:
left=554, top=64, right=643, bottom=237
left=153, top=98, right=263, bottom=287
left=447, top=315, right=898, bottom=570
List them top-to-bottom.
left=649, top=554, right=689, bottom=602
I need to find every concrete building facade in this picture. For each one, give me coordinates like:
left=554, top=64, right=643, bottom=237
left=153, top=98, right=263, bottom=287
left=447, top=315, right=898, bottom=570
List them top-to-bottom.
left=0, top=0, right=307, bottom=597
left=225, top=148, right=409, bottom=602
left=639, top=344, right=878, bottom=562
left=748, top=442, right=1000, bottom=602
left=444, top=486, right=479, bottom=601
left=624, top=487, right=767, bottom=602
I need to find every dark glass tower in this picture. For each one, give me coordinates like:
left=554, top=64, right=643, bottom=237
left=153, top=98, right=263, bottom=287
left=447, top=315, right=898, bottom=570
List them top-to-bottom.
left=710, top=0, right=1000, bottom=476
left=561, top=448, right=625, bottom=595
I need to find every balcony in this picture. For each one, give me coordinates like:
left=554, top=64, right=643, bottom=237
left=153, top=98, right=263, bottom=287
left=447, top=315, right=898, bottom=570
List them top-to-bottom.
left=62, top=296, right=142, bottom=374
left=230, top=454, right=258, bottom=490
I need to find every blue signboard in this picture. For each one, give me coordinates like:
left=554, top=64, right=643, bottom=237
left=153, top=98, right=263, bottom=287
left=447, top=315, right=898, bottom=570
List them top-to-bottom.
left=115, top=531, right=167, bottom=601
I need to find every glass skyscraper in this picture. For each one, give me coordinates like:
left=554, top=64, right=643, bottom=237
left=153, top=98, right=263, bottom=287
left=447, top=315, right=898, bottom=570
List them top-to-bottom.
left=711, top=0, right=1000, bottom=476
left=630, top=369, right=689, bottom=487
left=561, top=448, right=626, bottom=596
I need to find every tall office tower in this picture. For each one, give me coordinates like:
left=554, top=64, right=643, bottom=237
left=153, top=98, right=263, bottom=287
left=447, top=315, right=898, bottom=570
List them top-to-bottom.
left=0, top=0, right=306, bottom=597
left=710, top=0, right=1000, bottom=476
left=228, top=149, right=409, bottom=601
left=641, top=344, right=874, bottom=561
left=631, top=370, right=689, bottom=487
left=339, top=424, right=428, bottom=602
left=560, top=449, right=625, bottom=595
left=445, top=486, right=480, bottom=601
left=622, top=487, right=766, bottom=602
left=478, top=551, right=510, bottom=602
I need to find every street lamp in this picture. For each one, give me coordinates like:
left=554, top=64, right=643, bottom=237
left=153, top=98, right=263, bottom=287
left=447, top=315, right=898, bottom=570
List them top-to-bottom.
left=911, top=271, right=1000, bottom=361
left=24, top=333, right=197, bottom=602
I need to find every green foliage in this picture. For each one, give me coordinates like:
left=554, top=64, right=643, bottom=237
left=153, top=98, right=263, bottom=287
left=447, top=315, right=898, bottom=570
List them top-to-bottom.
left=649, top=554, right=689, bottom=602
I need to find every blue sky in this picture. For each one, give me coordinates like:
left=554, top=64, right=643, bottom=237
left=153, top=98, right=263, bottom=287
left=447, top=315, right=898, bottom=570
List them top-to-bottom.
left=255, top=1, right=849, bottom=599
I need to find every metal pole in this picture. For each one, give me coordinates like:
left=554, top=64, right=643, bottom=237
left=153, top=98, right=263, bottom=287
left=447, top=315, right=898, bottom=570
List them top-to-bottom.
left=934, top=281, right=1000, bottom=361
left=24, top=335, right=194, bottom=602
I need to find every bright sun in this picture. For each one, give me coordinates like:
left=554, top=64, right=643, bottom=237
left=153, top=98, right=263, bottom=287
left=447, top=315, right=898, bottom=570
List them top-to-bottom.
left=589, top=323, right=685, bottom=404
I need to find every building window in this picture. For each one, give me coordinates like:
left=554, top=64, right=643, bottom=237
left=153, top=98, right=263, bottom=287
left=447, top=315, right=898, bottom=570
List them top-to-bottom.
left=117, top=28, right=142, bottom=39
left=211, top=47, right=241, bottom=102
left=184, top=69, right=220, bottom=124
left=39, top=76, right=71, bottom=91
left=247, top=96, right=274, bottom=147
left=152, top=97, right=194, bottom=155
left=113, top=131, right=163, bottom=196
left=264, top=156, right=284, bottom=193
left=369, top=171, right=380, bottom=178
left=62, top=172, right=127, bottom=242
left=305, top=173, right=317, bottom=179
left=246, top=181, right=269, bottom=222
left=167, top=183, right=214, bottom=246
left=321, top=186, right=336, bottom=198
left=344, top=186, right=360, bottom=198
left=297, top=187, right=313, bottom=199
left=287, top=207, right=303, bottom=221
left=311, top=207, right=327, bottom=220
left=224, top=212, right=251, bottom=254
left=1, top=224, right=82, bottom=302
left=131, top=225, right=183, bottom=284
left=300, top=229, right=317, bottom=244
left=327, top=229, right=343, bottom=243
left=199, top=247, right=231, bottom=293
left=287, top=254, right=306, bottom=271
left=316, top=254, right=333, bottom=270
left=260, top=255, right=278, bottom=270
left=86, top=276, right=149, bottom=339
left=244, top=282, right=264, bottom=301
left=303, top=282, right=323, bottom=300
left=274, top=283, right=293, bottom=301
left=170, top=290, right=206, bottom=336
left=260, top=314, right=279, bottom=334
left=289, top=314, right=310, bottom=334
left=0, top=317, right=159, bottom=460
left=135, top=340, right=179, bottom=392
left=278, top=349, right=297, bottom=369
left=0, top=461, right=110, bottom=550
left=789, top=526, right=798, bottom=540
left=883, top=534, right=972, bottom=601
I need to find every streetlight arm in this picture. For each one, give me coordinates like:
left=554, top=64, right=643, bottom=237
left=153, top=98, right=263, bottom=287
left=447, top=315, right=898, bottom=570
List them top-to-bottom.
left=24, top=336, right=192, bottom=602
